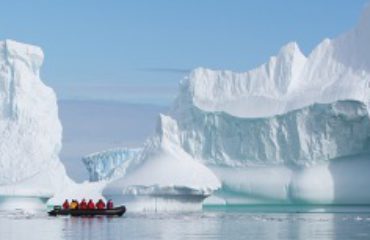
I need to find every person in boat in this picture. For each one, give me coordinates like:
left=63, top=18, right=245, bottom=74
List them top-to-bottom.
left=62, top=199, right=70, bottom=209
left=70, top=199, right=79, bottom=209
left=79, top=199, right=87, bottom=210
left=87, top=199, right=95, bottom=209
left=96, top=199, right=106, bottom=210
left=107, top=199, right=113, bottom=209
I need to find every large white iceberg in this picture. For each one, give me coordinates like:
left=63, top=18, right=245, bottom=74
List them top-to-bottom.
left=87, top=4, right=370, bottom=208
left=0, top=40, right=105, bottom=209
left=0, top=40, right=72, bottom=209
left=0, top=40, right=63, bottom=185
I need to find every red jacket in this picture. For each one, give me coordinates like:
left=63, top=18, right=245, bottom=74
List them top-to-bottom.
left=62, top=200, right=69, bottom=209
left=80, top=200, right=87, bottom=209
left=87, top=200, right=95, bottom=209
left=96, top=200, right=106, bottom=210
left=107, top=201, right=113, bottom=209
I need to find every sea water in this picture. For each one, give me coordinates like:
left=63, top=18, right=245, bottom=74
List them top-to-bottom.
left=1, top=206, right=370, bottom=240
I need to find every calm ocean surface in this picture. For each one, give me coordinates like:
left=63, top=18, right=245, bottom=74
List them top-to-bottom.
left=1, top=206, right=370, bottom=240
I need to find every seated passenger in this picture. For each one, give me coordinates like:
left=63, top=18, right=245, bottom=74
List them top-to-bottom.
left=62, top=199, right=69, bottom=209
left=74, top=199, right=80, bottom=209
left=80, top=199, right=87, bottom=210
left=87, top=199, right=95, bottom=209
left=96, top=199, right=106, bottom=210
left=107, top=199, right=114, bottom=209
left=69, top=200, right=78, bottom=210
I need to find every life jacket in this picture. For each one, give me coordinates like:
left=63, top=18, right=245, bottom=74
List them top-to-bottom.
left=62, top=200, right=69, bottom=209
left=80, top=200, right=87, bottom=209
left=87, top=200, right=95, bottom=209
left=96, top=200, right=106, bottom=210
left=70, top=201, right=78, bottom=209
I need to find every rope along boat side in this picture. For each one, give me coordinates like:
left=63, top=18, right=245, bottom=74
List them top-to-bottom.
left=48, top=206, right=126, bottom=217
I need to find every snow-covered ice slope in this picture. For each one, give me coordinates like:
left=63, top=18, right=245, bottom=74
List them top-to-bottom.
left=176, top=4, right=370, bottom=118
left=92, top=5, right=370, bottom=207
left=178, top=42, right=307, bottom=118
left=103, top=115, right=221, bottom=211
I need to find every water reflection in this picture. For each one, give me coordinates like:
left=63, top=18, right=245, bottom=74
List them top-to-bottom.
left=1, top=208, right=370, bottom=240
left=0, top=211, right=64, bottom=240
left=59, top=211, right=336, bottom=240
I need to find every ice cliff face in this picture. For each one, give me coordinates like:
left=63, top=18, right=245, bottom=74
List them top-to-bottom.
left=166, top=4, right=370, bottom=168
left=87, top=5, right=370, bottom=206
left=0, top=40, right=70, bottom=202
left=0, top=40, right=64, bottom=184
left=172, top=100, right=370, bottom=168
left=83, top=148, right=141, bottom=182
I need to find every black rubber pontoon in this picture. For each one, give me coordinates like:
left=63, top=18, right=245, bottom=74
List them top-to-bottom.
left=48, top=206, right=126, bottom=217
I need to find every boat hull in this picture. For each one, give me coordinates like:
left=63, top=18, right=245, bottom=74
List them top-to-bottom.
left=48, top=206, right=126, bottom=217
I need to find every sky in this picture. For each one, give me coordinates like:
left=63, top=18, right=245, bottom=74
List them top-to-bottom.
left=0, top=0, right=368, bottom=105
left=59, top=100, right=166, bottom=181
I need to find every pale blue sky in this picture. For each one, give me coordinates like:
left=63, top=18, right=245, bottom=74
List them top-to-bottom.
left=0, top=0, right=368, bottom=105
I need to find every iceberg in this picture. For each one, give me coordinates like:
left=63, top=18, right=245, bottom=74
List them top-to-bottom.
left=87, top=4, right=370, bottom=209
left=179, top=4, right=370, bottom=118
left=0, top=40, right=105, bottom=209
left=0, top=40, right=73, bottom=209
left=0, top=40, right=63, bottom=185
left=170, top=99, right=370, bottom=205
left=172, top=100, right=370, bottom=167
left=103, top=115, right=221, bottom=211
left=83, top=148, right=141, bottom=182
